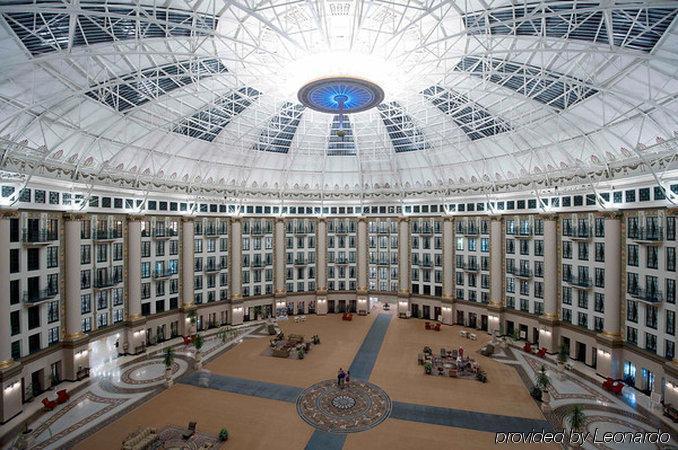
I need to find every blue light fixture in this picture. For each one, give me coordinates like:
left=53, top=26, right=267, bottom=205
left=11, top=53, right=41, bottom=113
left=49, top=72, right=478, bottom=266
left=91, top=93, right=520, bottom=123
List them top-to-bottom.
left=297, top=77, right=384, bottom=114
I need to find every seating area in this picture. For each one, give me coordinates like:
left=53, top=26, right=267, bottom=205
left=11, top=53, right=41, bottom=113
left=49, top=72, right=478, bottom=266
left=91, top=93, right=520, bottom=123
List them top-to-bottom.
left=342, top=312, right=353, bottom=321
left=424, top=322, right=441, bottom=331
left=458, top=330, right=476, bottom=340
left=268, top=332, right=315, bottom=359
left=418, top=346, right=484, bottom=381
left=602, top=377, right=625, bottom=395
left=41, top=389, right=70, bottom=411
left=663, top=404, right=678, bottom=422
left=121, top=427, right=158, bottom=450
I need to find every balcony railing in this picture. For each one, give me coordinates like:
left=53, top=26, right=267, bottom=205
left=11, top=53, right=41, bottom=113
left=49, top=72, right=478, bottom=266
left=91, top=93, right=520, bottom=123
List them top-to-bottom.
left=563, top=226, right=592, bottom=239
left=204, top=227, right=218, bottom=236
left=628, top=227, right=663, bottom=243
left=22, top=229, right=58, bottom=244
left=93, top=229, right=122, bottom=240
left=152, top=229, right=177, bottom=239
left=294, top=257, right=306, bottom=265
left=250, top=260, right=266, bottom=268
left=464, top=262, right=479, bottom=272
left=204, top=264, right=219, bottom=273
left=153, top=269, right=177, bottom=279
left=563, top=274, right=592, bottom=288
left=94, top=276, right=122, bottom=289
left=629, top=287, right=663, bottom=304
left=23, top=288, right=58, bottom=304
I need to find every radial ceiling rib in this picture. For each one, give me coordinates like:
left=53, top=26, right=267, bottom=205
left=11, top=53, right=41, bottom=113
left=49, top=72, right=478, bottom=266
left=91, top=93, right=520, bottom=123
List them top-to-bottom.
left=2, top=1, right=218, bottom=56
left=463, top=1, right=677, bottom=53
left=454, top=56, right=599, bottom=111
left=85, top=58, right=228, bottom=113
left=421, top=85, right=512, bottom=141
left=173, top=87, right=262, bottom=142
left=377, top=101, right=430, bottom=153
left=253, top=102, right=305, bottom=154
left=327, top=114, right=357, bottom=156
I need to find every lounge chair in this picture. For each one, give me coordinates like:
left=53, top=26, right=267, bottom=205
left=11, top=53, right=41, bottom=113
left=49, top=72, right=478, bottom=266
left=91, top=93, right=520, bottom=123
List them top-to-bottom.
left=56, top=389, right=70, bottom=404
left=42, top=398, right=57, bottom=411
left=183, top=421, right=197, bottom=440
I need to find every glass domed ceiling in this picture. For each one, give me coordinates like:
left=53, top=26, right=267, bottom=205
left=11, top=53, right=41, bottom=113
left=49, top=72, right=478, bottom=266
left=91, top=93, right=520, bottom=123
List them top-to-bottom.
left=0, top=0, right=676, bottom=199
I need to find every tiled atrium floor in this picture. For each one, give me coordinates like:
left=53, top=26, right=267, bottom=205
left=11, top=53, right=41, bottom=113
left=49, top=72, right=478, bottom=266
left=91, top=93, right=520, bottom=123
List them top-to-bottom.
left=2, top=308, right=677, bottom=449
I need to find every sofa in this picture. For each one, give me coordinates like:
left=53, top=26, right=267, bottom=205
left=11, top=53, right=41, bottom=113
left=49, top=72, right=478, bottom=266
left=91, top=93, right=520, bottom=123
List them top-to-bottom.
left=121, top=427, right=158, bottom=450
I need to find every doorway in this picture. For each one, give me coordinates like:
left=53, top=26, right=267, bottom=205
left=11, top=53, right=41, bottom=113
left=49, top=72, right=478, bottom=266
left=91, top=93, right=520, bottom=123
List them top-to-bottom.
left=328, top=300, right=335, bottom=313
left=338, top=300, right=346, bottom=313
left=349, top=300, right=357, bottom=313
left=411, top=303, right=420, bottom=318
left=422, top=305, right=431, bottom=319
left=434, top=306, right=442, bottom=322
left=456, top=311, right=465, bottom=325
left=468, top=313, right=477, bottom=329
left=480, top=315, right=488, bottom=331
left=519, top=324, right=528, bottom=340
left=533, top=327, right=539, bottom=345
left=576, top=341, right=586, bottom=363
left=591, top=347, right=597, bottom=369
left=31, top=369, right=43, bottom=397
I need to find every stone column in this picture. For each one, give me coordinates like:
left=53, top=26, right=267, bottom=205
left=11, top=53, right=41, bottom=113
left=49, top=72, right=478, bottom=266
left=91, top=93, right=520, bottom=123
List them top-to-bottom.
left=0, top=211, right=21, bottom=423
left=596, top=211, right=624, bottom=378
left=0, top=212, right=16, bottom=367
left=63, top=214, right=83, bottom=340
left=539, top=214, right=559, bottom=352
left=125, top=215, right=146, bottom=354
left=489, top=216, right=504, bottom=307
left=180, top=217, right=195, bottom=336
left=397, top=217, right=410, bottom=316
left=229, top=218, right=243, bottom=325
left=274, top=218, right=286, bottom=297
left=357, top=218, right=368, bottom=294
left=441, top=218, right=454, bottom=325
left=315, top=219, right=327, bottom=315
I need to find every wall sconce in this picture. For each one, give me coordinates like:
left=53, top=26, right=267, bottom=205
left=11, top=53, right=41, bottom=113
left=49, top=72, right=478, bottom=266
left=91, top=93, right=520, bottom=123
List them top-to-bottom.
left=317, top=299, right=326, bottom=303
left=358, top=299, right=367, bottom=303
left=276, top=301, right=285, bottom=308
left=398, top=301, right=408, bottom=305
left=233, top=306, right=243, bottom=312
left=442, top=306, right=451, bottom=312
left=489, top=315, right=499, bottom=322
left=185, top=317, right=191, bottom=322
left=539, top=328, right=551, bottom=335
left=597, top=349, right=611, bottom=358
left=75, top=350, right=89, bottom=359
left=4, top=381, right=20, bottom=393
left=666, top=382, right=677, bottom=391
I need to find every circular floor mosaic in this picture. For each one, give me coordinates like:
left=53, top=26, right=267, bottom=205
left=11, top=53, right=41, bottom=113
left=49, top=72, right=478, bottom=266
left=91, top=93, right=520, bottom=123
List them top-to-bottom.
left=120, top=360, right=180, bottom=385
left=296, top=379, right=391, bottom=433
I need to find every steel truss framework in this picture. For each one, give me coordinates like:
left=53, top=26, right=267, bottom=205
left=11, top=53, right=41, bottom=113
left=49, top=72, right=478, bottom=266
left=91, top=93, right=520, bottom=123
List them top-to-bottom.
left=0, top=0, right=676, bottom=202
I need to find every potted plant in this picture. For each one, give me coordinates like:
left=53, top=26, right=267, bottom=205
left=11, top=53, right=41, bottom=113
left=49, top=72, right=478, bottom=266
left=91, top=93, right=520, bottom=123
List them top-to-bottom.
left=193, top=333, right=204, bottom=369
left=164, top=347, right=175, bottom=387
left=297, top=347, right=305, bottom=359
left=424, top=361, right=433, bottom=375
left=534, top=365, right=550, bottom=404
left=24, top=384, right=33, bottom=403
left=566, top=405, right=587, bottom=446
left=218, top=428, right=229, bottom=441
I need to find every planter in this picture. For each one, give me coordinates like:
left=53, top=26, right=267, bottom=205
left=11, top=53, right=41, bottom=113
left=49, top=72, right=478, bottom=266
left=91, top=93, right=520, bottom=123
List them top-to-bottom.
left=194, top=351, right=203, bottom=370
left=165, top=368, right=174, bottom=388
left=541, top=390, right=550, bottom=404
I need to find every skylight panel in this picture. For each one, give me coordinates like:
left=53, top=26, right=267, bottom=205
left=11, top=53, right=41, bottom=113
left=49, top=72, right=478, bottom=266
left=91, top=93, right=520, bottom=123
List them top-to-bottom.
left=3, top=1, right=218, bottom=56
left=463, top=1, right=676, bottom=53
left=455, top=56, right=598, bottom=110
left=85, top=59, right=227, bottom=112
left=422, top=85, right=511, bottom=141
left=173, top=87, right=261, bottom=142
left=377, top=102, right=429, bottom=153
left=253, top=103, right=305, bottom=154
left=327, top=115, right=357, bottom=156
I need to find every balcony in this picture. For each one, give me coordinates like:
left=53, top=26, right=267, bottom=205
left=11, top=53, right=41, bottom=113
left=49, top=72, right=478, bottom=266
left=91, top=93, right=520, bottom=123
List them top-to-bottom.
left=294, top=225, right=313, bottom=234
left=465, top=225, right=479, bottom=236
left=204, top=226, right=218, bottom=236
left=250, top=226, right=271, bottom=236
left=563, top=226, right=592, bottom=240
left=515, top=227, right=533, bottom=239
left=628, top=227, right=663, bottom=244
left=22, top=229, right=58, bottom=245
left=93, top=229, right=122, bottom=241
left=152, top=229, right=177, bottom=239
left=294, top=257, right=306, bottom=266
left=335, top=258, right=350, bottom=265
left=250, top=260, right=266, bottom=268
left=414, top=260, right=433, bottom=268
left=464, top=262, right=479, bottom=272
left=204, top=263, right=220, bottom=273
left=511, top=267, right=532, bottom=279
left=153, top=269, right=177, bottom=279
left=563, top=274, right=592, bottom=289
left=94, top=276, right=122, bottom=289
left=629, top=287, right=663, bottom=304
left=22, top=288, right=58, bottom=305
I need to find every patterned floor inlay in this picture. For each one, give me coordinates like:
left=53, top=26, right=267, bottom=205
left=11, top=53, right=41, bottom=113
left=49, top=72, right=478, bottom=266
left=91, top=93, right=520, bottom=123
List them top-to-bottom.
left=348, top=314, right=392, bottom=380
left=121, top=360, right=180, bottom=385
left=180, top=371, right=304, bottom=403
left=296, top=379, right=392, bottom=433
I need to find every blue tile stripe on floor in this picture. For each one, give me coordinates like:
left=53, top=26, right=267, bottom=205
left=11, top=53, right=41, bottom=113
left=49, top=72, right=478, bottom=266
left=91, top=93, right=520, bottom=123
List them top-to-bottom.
left=348, top=313, right=392, bottom=380
left=180, top=372, right=302, bottom=403
left=390, top=401, right=553, bottom=433
left=305, top=430, right=347, bottom=450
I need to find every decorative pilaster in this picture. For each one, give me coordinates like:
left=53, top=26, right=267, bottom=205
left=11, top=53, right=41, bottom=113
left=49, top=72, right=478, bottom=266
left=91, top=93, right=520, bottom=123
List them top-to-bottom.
left=0, top=210, right=18, bottom=368
left=63, top=213, right=85, bottom=341
left=541, top=214, right=559, bottom=320
left=125, top=215, right=146, bottom=354
left=489, top=215, right=504, bottom=307
left=180, top=217, right=195, bottom=308
left=357, top=217, right=368, bottom=294
left=397, top=217, right=410, bottom=316
left=230, top=218, right=242, bottom=301
left=274, top=218, right=286, bottom=297
left=442, top=218, right=454, bottom=302
left=316, top=219, right=327, bottom=294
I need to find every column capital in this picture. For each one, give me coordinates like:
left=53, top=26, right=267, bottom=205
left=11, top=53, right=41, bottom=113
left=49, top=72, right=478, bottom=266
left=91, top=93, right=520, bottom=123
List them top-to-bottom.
left=667, top=207, right=678, bottom=217
left=0, top=209, right=20, bottom=219
left=597, top=210, right=623, bottom=220
left=63, top=212, right=88, bottom=221
left=127, top=213, right=145, bottom=222
left=538, top=213, right=559, bottom=221
left=489, top=214, right=503, bottom=222
left=180, top=215, right=195, bottom=223
left=357, top=216, right=368, bottom=223
left=398, top=216, right=410, bottom=223
left=443, top=216, right=455, bottom=223
left=230, top=217, right=242, bottom=223
left=275, top=217, right=285, bottom=223
left=316, top=217, right=327, bottom=223
left=357, top=287, right=368, bottom=295
left=315, top=288, right=328, bottom=296
left=595, top=332, right=624, bottom=348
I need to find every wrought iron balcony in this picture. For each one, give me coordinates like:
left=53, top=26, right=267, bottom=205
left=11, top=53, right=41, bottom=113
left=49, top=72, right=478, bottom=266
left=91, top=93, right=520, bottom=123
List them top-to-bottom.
left=563, top=225, right=592, bottom=239
left=628, top=227, right=663, bottom=243
left=152, top=228, right=177, bottom=239
left=22, top=229, right=58, bottom=245
left=93, top=229, right=122, bottom=241
left=204, top=263, right=219, bottom=273
left=153, top=269, right=176, bottom=279
left=563, top=274, right=592, bottom=288
left=94, top=276, right=122, bottom=289
left=629, top=287, right=663, bottom=304
left=22, top=288, right=58, bottom=304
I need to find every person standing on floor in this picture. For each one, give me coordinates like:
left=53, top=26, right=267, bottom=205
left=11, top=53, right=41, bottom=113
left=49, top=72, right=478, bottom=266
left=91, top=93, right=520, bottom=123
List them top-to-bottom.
left=337, top=368, right=343, bottom=387
left=345, top=370, right=351, bottom=389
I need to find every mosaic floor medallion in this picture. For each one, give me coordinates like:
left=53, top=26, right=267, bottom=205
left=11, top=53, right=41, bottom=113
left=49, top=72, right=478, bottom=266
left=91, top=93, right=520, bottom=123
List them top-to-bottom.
left=296, top=379, right=391, bottom=433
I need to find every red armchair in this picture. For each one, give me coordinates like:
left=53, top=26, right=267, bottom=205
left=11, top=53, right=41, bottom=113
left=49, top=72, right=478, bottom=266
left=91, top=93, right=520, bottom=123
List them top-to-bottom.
left=425, top=322, right=431, bottom=330
left=434, top=323, right=441, bottom=332
left=182, top=336, right=192, bottom=346
left=523, top=342, right=532, bottom=353
left=536, top=347, right=547, bottom=358
left=602, top=377, right=625, bottom=395
left=602, top=377, right=614, bottom=391
left=56, top=389, right=70, bottom=404
left=42, top=398, right=57, bottom=411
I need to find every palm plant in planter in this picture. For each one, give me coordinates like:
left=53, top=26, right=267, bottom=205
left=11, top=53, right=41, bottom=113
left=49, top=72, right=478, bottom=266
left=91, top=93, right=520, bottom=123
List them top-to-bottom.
left=193, top=333, right=204, bottom=369
left=164, top=347, right=175, bottom=387
left=424, top=361, right=433, bottom=375
left=534, top=365, right=551, bottom=403
left=567, top=405, right=586, bottom=445
left=219, top=428, right=229, bottom=441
